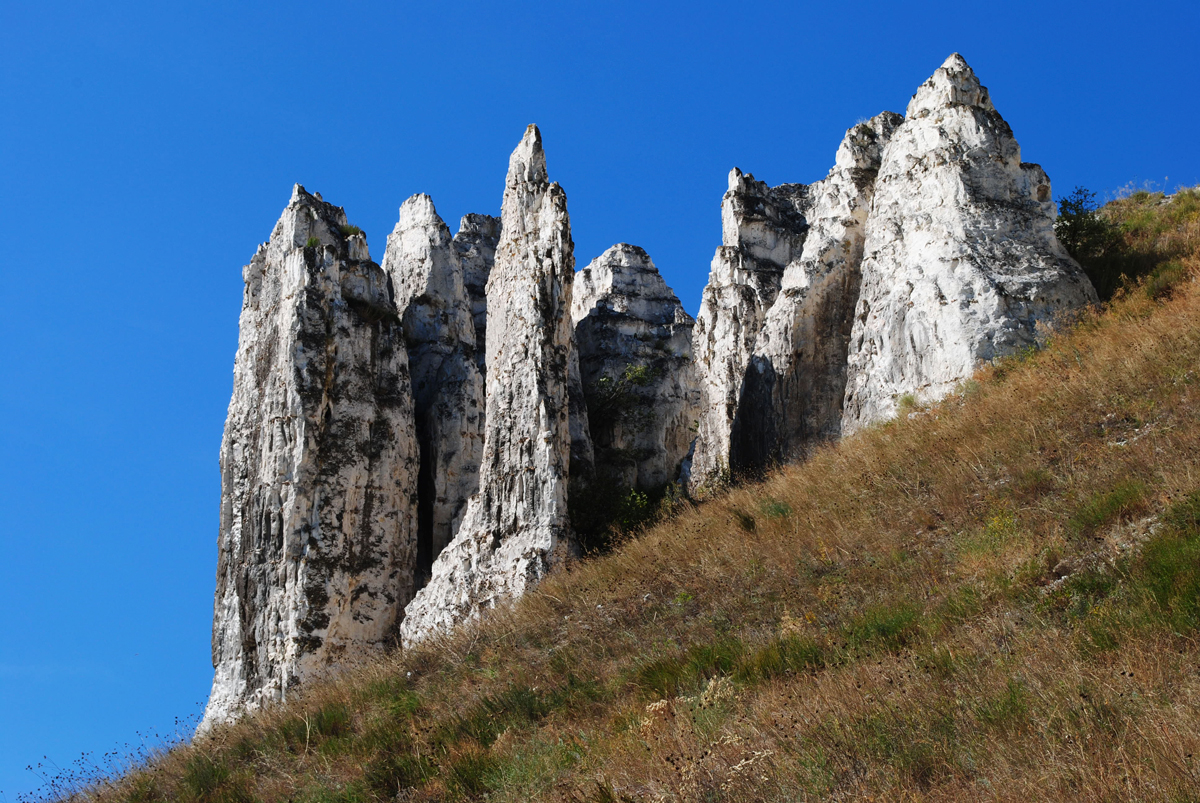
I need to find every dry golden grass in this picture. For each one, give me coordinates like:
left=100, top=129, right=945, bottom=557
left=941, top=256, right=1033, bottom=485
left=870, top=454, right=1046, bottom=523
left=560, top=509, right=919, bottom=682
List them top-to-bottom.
left=63, top=191, right=1200, bottom=803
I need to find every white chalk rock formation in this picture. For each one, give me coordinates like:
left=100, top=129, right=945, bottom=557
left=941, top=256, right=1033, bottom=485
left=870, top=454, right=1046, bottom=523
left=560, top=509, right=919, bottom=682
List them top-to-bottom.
left=841, top=54, right=1097, bottom=434
left=736, top=112, right=903, bottom=466
left=400, top=125, right=576, bottom=645
left=689, top=170, right=811, bottom=489
left=203, top=186, right=419, bottom=729
left=382, top=194, right=486, bottom=586
left=452, top=214, right=501, bottom=376
left=573, top=244, right=699, bottom=489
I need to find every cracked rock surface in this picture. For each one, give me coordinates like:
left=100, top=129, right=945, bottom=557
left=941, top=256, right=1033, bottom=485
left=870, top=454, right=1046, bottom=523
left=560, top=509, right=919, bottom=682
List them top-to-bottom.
left=841, top=54, right=1096, bottom=434
left=736, top=112, right=903, bottom=468
left=400, top=126, right=577, bottom=645
left=689, top=169, right=812, bottom=490
left=203, top=186, right=419, bottom=730
left=382, top=194, right=486, bottom=586
left=573, top=243, right=699, bottom=490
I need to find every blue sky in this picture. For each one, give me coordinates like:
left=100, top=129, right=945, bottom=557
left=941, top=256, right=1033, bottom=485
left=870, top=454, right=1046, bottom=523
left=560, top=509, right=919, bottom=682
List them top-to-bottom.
left=1, top=0, right=1197, bottom=796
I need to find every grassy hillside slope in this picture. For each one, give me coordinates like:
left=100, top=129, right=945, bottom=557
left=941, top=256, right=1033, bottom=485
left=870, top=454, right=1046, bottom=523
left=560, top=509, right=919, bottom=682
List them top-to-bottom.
left=66, top=189, right=1200, bottom=802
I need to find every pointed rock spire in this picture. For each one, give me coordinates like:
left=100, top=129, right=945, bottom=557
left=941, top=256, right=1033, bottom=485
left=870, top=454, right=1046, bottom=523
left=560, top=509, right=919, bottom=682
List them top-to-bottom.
left=842, top=55, right=1097, bottom=434
left=400, top=126, right=577, bottom=645
left=203, top=186, right=419, bottom=730
left=382, top=194, right=486, bottom=585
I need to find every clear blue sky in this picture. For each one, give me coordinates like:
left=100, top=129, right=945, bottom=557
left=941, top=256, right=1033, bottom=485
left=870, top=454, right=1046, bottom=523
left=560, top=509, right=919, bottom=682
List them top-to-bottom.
left=1, top=0, right=1196, bottom=796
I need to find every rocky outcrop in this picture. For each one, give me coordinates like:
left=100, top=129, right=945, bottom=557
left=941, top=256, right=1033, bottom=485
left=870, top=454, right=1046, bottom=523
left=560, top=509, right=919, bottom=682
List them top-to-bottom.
left=841, top=54, right=1097, bottom=434
left=735, top=112, right=903, bottom=467
left=400, top=126, right=577, bottom=645
left=689, top=170, right=812, bottom=489
left=203, top=186, right=419, bottom=730
left=382, top=195, right=486, bottom=586
left=452, top=214, right=501, bottom=376
left=573, top=244, right=699, bottom=490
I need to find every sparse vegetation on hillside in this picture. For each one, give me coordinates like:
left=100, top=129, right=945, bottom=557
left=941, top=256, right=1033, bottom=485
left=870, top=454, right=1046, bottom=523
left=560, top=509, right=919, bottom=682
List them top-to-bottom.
left=39, top=189, right=1200, bottom=802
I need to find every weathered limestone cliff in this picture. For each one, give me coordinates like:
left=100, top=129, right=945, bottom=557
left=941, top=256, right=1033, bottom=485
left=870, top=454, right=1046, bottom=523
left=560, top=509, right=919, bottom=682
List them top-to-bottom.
left=842, top=54, right=1097, bottom=434
left=735, top=112, right=903, bottom=467
left=400, top=126, right=577, bottom=645
left=689, top=170, right=811, bottom=488
left=204, top=186, right=419, bottom=729
left=382, top=195, right=486, bottom=585
left=452, top=214, right=501, bottom=377
left=573, top=244, right=699, bottom=490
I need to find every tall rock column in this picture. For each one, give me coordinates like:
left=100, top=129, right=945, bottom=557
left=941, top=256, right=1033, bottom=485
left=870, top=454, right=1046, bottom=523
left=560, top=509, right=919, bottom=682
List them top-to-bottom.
left=841, top=54, right=1096, bottom=434
left=735, top=112, right=903, bottom=467
left=400, top=125, right=576, bottom=645
left=689, top=170, right=811, bottom=490
left=204, top=186, right=419, bottom=729
left=382, top=195, right=486, bottom=587
left=452, top=213, right=501, bottom=377
left=573, top=244, right=699, bottom=490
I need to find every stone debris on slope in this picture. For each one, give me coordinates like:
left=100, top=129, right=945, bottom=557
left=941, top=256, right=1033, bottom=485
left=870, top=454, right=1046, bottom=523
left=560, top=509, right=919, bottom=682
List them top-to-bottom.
left=841, top=54, right=1097, bottom=434
left=736, top=111, right=904, bottom=469
left=399, top=125, right=577, bottom=645
left=689, top=169, right=812, bottom=491
left=203, top=185, right=419, bottom=730
left=382, top=194, right=486, bottom=586
left=573, top=243, right=700, bottom=490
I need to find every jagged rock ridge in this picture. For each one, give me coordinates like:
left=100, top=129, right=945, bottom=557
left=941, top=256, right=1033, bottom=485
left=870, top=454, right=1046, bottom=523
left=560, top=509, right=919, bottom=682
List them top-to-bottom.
left=400, top=125, right=578, bottom=645
left=203, top=186, right=419, bottom=730
left=573, top=243, right=699, bottom=490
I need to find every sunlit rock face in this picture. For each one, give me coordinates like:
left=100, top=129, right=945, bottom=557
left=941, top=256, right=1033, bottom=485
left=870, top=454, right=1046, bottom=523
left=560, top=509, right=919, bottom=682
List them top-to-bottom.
left=841, top=55, right=1097, bottom=434
left=735, top=112, right=903, bottom=468
left=400, top=126, right=577, bottom=645
left=689, top=170, right=812, bottom=490
left=203, top=186, right=419, bottom=730
left=382, top=194, right=486, bottom=586
left=572, top=244, right=700, bottom=490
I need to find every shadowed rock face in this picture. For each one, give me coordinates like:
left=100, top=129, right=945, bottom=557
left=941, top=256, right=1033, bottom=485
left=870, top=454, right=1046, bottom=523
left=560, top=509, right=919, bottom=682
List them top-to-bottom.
left=841, top=54, right=1097, bottom=434
left=734, top=111, right=904, bottom=469
left=400, top=125, right=577, bottom=645
left=689, top=170, right=812, bottom=490
left=203, top=185, right=419, bottom=730
left=382, top=194, right=486, bottom=587
left=452, top=214, right=501, bottom=377
left=573, top=244, right=699, bottom=490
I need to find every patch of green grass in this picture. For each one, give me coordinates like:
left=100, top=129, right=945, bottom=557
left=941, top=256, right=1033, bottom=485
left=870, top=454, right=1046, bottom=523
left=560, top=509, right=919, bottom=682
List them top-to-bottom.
left=338, top=224, right=364, bottom=237
left=304, top=236, right=321, bottom=248
left=1144, top=260, right=1189, bottom=300
left=1070, top=480, right=1146, bottom=536
left=760, top=498, right=793, bottom=519
left=845, top=603, right=922, bottom=652
left=736, top=634, right=825, bottom=681
left=632, top=638, right=745, bottom=699
left=974, top=677, right=1030, bottom=730
left=443, top=684, right=558, bottom=748
left=444, top=746, right=501, bottom=798
left=178, top=756, right=252, bottom=803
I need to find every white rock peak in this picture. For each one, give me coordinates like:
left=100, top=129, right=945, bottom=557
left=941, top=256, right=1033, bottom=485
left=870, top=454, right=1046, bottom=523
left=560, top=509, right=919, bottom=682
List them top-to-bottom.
left=841, top=53, right=1096, bottom=434
left=399, top=125, right=577, bottom=645
left=202, top=185, right=419, bottom=730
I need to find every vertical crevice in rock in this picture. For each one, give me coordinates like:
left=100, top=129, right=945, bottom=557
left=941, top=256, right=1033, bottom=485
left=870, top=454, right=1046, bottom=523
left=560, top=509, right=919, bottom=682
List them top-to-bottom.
left=841, top=54, right=1097, bottom=434
left=734, top=111, right=904, bottom=468
left=400, top=125, right=576, bottom=645
left=689, top=170, right=812, bottom=491
left=203, top=185, right=419, bottom=731
left=382, top=194, right=486, bottom=587
left=572, top=243, right=699, bottom=491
